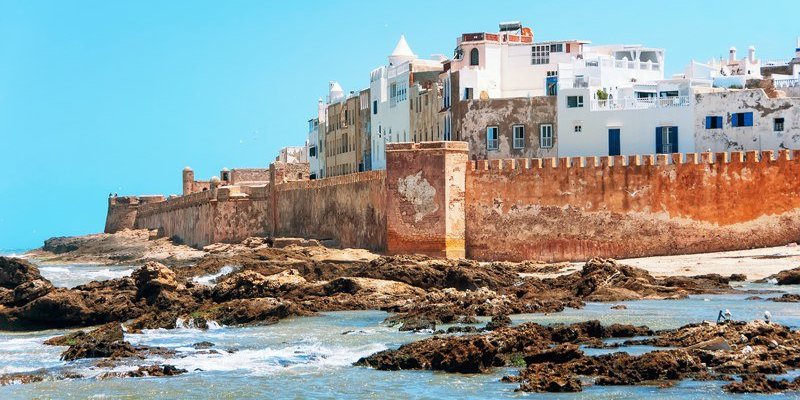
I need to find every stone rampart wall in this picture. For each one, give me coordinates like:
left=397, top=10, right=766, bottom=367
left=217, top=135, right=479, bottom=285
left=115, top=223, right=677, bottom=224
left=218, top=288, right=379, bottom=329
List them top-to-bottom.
left=109, top=143, right=800, bottom=262
left=466, top=150, right=800, bottom=261
left=274, top=170, right=387, bottom=250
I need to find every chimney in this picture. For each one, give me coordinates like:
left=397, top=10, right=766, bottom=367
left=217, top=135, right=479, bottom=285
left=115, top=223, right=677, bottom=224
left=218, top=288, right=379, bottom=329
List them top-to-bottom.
left=748, top=46, right=755, bottom=63
left=729, top=47, right=737, bottom=63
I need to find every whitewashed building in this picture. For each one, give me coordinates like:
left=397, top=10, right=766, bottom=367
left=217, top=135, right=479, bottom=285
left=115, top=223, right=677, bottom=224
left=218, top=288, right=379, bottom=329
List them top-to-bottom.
left=444, top=23, right=587, bottom=99
left=369, top=35, right=444, bottom=170
left=763, top=38, right=800, bottom=96
left=683, top=45, right=764, bottom=90
left=557, top=79, right=701, bottom=157
left=694, top=87, right=800, bottom=153
left=306, top=97, right=327, bottom=179
left=275, top=146, right=308, bottom=164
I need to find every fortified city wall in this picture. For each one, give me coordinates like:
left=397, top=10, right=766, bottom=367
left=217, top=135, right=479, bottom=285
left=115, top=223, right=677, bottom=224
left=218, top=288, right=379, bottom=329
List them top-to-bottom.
left=107, top=142, right=800, bottom=262
left=466, top=150, right=800, bottom=261
left=108, top=164, right=386, bottom=250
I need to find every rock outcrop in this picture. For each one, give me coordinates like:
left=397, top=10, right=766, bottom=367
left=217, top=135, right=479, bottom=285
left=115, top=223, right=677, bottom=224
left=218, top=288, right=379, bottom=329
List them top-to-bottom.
left=758, top=266, right=800, bottom=285
left=358, top=319, right=800, bottom=393
left=53, top=323, right=137, bottom=361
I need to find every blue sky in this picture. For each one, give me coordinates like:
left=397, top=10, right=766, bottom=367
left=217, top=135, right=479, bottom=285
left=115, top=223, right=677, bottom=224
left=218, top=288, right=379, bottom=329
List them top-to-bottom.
left=0, top=0, right=797, bottom=250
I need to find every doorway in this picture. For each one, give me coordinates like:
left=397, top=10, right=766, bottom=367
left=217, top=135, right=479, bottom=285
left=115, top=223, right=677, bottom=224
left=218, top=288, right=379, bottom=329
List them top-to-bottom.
left=608, top=129, right=621, bottom=156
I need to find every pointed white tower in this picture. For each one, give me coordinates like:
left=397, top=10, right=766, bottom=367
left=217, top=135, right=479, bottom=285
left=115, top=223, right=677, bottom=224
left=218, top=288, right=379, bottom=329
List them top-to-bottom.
left=388, top=35, right=416, bottom=66
left=328, top=81, right=345, bottom=103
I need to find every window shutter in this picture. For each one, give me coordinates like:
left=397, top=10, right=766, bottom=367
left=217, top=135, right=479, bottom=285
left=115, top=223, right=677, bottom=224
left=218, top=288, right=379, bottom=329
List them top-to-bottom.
left=744, top=112, right=753, bottom=127
left=705, top=116, right=712, bottom=128
left=655, top=127, right=663, bottom=154
left=669, top=127, right=679, bottom=153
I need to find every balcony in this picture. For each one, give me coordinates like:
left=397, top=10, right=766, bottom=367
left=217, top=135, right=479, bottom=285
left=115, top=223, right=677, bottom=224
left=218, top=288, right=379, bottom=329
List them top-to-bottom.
left=578, top=58, right=661, bottom=72
left=775, top=78, right=800, bottom=88
left=590, top=96, right=690, bottom=111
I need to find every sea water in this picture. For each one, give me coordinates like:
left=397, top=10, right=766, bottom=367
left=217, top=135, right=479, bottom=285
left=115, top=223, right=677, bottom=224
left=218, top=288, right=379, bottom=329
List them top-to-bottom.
left=0, top=261, right=799, bottom=399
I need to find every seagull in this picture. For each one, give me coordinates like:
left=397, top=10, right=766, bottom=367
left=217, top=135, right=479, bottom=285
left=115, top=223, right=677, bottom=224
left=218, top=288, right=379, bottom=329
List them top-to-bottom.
left=625, top=189, right=642, bottom=197
left=764, top=310, right=772, bottom=324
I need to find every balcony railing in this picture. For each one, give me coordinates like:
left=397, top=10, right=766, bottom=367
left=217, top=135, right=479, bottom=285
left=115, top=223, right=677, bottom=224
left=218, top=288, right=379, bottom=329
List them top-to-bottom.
left=580, top=59, right=661, bottom=72
left=775, top=78, right=800, bottom=88
left=590, top=96, right=690, bottom=111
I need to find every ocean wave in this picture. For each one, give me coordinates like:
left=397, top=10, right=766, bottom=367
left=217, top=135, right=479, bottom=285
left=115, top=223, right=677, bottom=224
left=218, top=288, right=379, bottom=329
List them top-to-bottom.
left=0, top=249, right=31, bottom=257
left=37, top=265, right=135, bottom=288
left=192, top=265, right=236, bottom=286
left=39, top=266, right=70, bottom=274
left=175, top=318, right=223, bottom=331
left=145, top=341, right=388, bottom=376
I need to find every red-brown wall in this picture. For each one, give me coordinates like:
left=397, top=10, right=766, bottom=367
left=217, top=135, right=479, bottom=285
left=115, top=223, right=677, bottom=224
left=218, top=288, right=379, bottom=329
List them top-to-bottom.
left=112, top=143, right=800, bottom=263
left=466, top=150, right=800, bottom=262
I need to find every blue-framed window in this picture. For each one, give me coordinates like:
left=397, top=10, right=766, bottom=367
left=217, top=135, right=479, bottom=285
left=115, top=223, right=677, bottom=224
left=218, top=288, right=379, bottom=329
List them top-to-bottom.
left=731, top=112, right=753, bottom=127
left=705, top=116, right=723, bottom=129
left=487, top=126, right=499, bottom=150
left=656, top=126, right=678, bottom=154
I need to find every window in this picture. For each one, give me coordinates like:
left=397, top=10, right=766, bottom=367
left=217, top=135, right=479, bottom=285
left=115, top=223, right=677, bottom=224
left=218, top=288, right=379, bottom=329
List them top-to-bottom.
left=550, top=43, right=564, bottom=53
left=531, top=44, right=550, bottom=65
left=470, top=48, right=479, bottom=66
left=464, top=87, right=473, bottom=100
left=567, top=95, right=584, bottom=108
left=372, top=100, right=378, bottom=115
left=732, top=112, right=753, bottom=127
left=444, top=115, right=452, bottom=141
left=706, top=116, right=723, bottom=129
left=775, top=118, right=785, bottom=132
left=540, top=124, right=553, bottom=148
left=513, top=125, right=525, bottom=149
left=574, top=125, right=582, bottom=133
left=486, top=126, right=499, bottom=150
left=656, top=126, right=679, bottom=154
left=309, top=146, right=317, bottom=158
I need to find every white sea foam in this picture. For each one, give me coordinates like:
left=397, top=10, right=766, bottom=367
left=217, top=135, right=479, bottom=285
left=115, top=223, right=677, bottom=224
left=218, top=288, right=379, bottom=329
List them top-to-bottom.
left=38, top=264, right=134, bottom=288
left=192, top=265, right=236, bottom=286
left=39, top=266, right=70, bottom=274
left=175, top=317, right=224, bottom=331
left=146, top=341, right=388, bottom=376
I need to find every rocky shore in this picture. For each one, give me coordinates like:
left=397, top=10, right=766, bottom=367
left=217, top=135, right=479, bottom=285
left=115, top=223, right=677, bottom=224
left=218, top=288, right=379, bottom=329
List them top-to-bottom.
left=2, top=229, right=799, bottom=394
left=357, top=318, right=800, bottom=393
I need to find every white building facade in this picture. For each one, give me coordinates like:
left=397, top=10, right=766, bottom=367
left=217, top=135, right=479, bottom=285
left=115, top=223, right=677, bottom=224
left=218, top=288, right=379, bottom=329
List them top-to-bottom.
left=370, top=35, right=443, bottom=170
left=557, top=80, right=698, bottom=157
left=694, top=87, right=800, bottom=153
left=306, top=98, right=327, bottom=179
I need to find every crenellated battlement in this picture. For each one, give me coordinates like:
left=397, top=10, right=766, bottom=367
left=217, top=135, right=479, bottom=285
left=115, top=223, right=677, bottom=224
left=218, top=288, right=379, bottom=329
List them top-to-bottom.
left=468, top=149, right=797, bottom=173
left=277, top=170, right=385, bottom=192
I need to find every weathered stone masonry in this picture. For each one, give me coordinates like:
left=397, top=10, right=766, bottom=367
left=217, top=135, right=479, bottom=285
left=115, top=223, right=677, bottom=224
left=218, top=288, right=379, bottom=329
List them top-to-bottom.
left=107, top=142, right=800, bottom=262
left=466, top=151, right=800, bottom=261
